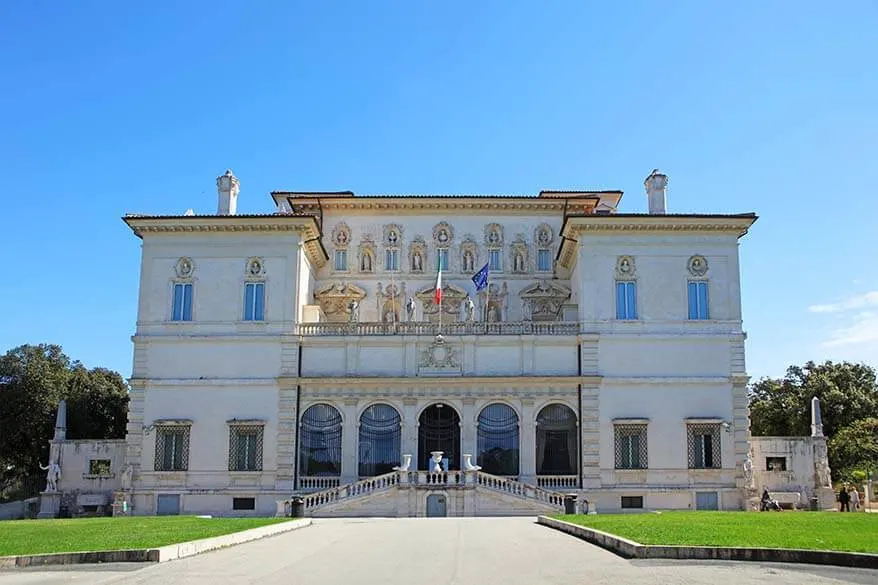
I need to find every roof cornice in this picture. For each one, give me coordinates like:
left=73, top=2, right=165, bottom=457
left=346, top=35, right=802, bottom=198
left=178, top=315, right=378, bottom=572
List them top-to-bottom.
left=277, top=196, right=601, bottom=215
left=122, top=214, right=328, bottom=268
left=563, top=214, right=757, bottom=238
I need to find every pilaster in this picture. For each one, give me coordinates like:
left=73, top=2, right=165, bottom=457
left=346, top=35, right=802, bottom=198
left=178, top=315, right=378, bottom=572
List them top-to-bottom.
left=731, top=375, right=750, bottom=498
left=276, top=376, right=298, bottom=493
left=124, top=379, right=147, bottom=476
left=581, top=382, right=601, bottom=489
left=461, top=397, right=477, bottom=467
left=519, top=397, right=536, bottom=484
left=341, top=398, right=359, bottom=484
left=402, top=398, right=418, bottom=469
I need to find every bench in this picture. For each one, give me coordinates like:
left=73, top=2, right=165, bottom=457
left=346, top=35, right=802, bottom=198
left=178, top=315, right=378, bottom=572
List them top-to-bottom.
left=768, top=491, right=802, bottom=509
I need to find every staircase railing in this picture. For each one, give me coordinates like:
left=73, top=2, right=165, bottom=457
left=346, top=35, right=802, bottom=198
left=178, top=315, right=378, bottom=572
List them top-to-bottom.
left=475, top=472, right=566, bottom=510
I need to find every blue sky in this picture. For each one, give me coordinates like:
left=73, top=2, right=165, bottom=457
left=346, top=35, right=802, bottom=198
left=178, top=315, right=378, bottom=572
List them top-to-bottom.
left=1, top=1, right=876, bottom=381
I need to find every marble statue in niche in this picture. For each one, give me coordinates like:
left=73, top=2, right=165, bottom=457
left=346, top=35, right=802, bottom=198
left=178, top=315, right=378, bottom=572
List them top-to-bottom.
left=463, top=250, right=474, bottom=272
left=361, top=252, right=373, bottom=272
left=412, top=252, right=423, bottom=272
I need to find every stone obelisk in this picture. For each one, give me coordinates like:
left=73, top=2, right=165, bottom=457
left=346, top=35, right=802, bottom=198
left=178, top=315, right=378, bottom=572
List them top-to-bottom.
left=810, top=397, right=836, bottom=510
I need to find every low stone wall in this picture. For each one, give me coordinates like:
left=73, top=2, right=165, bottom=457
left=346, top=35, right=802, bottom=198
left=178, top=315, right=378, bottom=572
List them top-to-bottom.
left=537, top=516, right=878, bottom=570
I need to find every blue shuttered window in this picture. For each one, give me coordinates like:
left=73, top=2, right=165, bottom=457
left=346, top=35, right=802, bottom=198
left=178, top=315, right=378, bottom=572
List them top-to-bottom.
left=615, top=281, right=637, bottom=320
left=688, top=281, right=709, bottom=320
left=244, top=282, right=265, bottom=321
left=171, top=283, right=193, bottom=321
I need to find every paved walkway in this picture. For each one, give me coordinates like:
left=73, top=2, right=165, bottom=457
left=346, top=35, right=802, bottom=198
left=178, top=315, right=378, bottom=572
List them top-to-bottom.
left=0, top=517, right=874, bottom=585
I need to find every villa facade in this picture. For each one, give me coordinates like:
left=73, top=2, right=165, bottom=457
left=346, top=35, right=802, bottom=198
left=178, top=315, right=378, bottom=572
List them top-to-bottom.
left=116, top=169, right=759, bottom=517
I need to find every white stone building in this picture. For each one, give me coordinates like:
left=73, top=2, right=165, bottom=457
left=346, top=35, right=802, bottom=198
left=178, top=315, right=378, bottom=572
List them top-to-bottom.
left=117, top=169, right=760, bottom=517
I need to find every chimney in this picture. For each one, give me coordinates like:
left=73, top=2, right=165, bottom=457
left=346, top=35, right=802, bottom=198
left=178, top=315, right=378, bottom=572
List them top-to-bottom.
left=216, top=169, right=240, bottom=215
left=644, top=169, right=668, bottom=214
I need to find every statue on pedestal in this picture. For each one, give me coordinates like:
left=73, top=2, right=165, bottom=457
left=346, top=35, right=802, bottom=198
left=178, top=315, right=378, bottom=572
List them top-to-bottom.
left=463, top=296, right=475, bottom=322
left=405, top=297, right=416, bottom=322
left=348, top=299, right=360, bottom=322
left=40, top=462, right=61, bottom=493
left=120, top=464, right=134, bottom=490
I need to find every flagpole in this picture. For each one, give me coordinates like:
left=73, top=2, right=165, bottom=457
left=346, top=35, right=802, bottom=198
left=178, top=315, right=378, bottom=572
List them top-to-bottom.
left=438, top=281, right=442, bottom=336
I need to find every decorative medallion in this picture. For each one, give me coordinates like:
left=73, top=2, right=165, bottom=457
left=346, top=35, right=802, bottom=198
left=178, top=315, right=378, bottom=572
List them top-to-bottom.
left=331, top=222, right=351, bottom=248
left=433, top=222, right=453, bottom=247
left=484, top=223, right=504, bottom=246
left=383, top=224, right=403, bottom=247
left=535, top=224, right=553, bottom=247
left=616, top=255, right=636, bottom=279
left=687, top=255, right=708, bottom=277
left=175, top=257, right=194, bottom=278
left=246, top=257, right=264, bottom=277
left=419, top=335, right=459, bottom=371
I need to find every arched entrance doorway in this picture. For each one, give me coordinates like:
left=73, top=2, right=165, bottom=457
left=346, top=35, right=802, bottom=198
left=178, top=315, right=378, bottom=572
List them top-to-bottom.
left=418, top=403, right=461, bottom=471
left=535, top=404, right=578, bottom=476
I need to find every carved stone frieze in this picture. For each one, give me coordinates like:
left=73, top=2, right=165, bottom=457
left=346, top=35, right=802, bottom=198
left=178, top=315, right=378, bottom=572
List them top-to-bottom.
left=519, top=280, right=571, bottom=322
left=314, top=282, right=367, bottom=323
left=416, top=283, right=468, bottom=322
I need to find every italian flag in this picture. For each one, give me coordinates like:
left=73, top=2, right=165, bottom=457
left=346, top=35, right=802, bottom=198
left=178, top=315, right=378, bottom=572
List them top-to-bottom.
left=434, top=267, right=443, bottom=305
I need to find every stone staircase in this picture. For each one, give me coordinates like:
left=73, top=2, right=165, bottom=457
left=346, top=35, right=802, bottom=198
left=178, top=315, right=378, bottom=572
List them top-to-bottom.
left=277, top=470, right=569, bottom=518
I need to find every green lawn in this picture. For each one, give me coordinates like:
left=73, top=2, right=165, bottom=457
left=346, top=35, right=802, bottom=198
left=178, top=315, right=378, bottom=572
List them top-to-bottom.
left=553, top=512, right=878, bottom=554
left=0, top=516, right=292, bottom=557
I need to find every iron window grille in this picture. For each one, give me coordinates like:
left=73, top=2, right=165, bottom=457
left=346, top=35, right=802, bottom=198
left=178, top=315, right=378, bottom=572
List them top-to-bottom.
left=476, top=403, right=520, bottom=476
left=299, top=404, right=343, bottom=477
left=358, top=404, right=402, bottom=477
left=687, top=423, right=721, bottom=469
left=614, top=424, right=648, bottom=469
left=154, top=425, right=190, bottom=471
left=229, top=425, right=264, bottom=471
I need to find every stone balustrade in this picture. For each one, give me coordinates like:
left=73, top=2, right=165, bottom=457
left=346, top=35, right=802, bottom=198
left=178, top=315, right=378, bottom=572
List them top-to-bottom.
left=295, top=321, right=581, bottom=337
left=277, top=469, right=567, bottom=516
left=536, top=475, right=579, bottom=490
left=298, top=477, right=341, bottom=492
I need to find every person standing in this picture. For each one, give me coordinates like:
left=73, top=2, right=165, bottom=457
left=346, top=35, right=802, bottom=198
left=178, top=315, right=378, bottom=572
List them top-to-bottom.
left=849, top=485, right=860, bottom=511
left=838, top=486, right=851, bottom=512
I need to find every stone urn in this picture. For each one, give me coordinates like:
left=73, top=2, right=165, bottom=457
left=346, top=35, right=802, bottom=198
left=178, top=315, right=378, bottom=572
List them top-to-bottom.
left=430, top=451, right=444, bottom=473
left=393, top=454, right=412, bottom=472
left=463, top=454, right=481, bottom=471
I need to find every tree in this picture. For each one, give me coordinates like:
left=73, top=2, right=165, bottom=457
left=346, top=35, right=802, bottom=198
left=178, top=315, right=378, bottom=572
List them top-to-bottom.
left=0, top=344, right=129, bottom=494
left=749, top=360, right=878, bottom=479
left=829, top=418, right=878, bottom=480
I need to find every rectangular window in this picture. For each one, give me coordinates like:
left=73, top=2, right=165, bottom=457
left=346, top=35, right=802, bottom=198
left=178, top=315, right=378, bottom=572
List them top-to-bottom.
left=385, top=249, right=399, bottom=271
left=437, top=249, right=448, bottom=271
left=488, top=249, right=502, bottom=271
left=537, top=249, right=552, bottom=272
left=334, top=250, right=347, bottom=271
left=615, top=281, right=637, bottom=320
left=687, top=281, right=709, bottom=320
left=243, top=282, right=265, bottom=321
left=171, top=283, right=193, bottom=321
left=687, top=423, right=721, bottom=469
left=614, top=424, right=648, bottom=469
left=229, top=425, right=264, bottom=471
left=155, top=426, right=190, bottom=471
left=766, top=457, right=787, bottom=471
left=88, top=459, right=112, bottom=476
left=621, top=496, right=643, bottom=509
left=232, top=497, right=256, bottom=511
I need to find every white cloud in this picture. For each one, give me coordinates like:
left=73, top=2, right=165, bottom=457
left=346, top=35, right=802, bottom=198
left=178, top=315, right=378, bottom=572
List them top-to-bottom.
left=808, top=291, right=878, bottom=314
left=823, top=312, right=878, bottom=347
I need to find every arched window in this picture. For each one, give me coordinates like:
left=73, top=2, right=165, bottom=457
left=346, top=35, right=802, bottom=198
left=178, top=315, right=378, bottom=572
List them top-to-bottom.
left=418, top=403, right=461, bottom=471
left=477, top=403, right=519, bottom=476
left=299, top=404, right=342, bottom=477
left=358, top=404, right=402, bottom=477
left=536, top=404, right=577, bottom=475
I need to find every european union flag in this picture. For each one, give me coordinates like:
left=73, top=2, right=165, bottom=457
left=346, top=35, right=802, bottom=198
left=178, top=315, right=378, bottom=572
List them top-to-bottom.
left=471, top=263, right=489, bottom=292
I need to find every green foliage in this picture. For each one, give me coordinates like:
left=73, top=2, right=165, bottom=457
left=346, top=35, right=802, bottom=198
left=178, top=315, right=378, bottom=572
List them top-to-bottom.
left=0, top=344, right=129, bottom=494
left=748, top=360, right=878, bottom=479
left=830, top=418, right=878, bottom=480
left=555, top=512, right=878, bottom=553
left=0, top=516, right=291, bottom=556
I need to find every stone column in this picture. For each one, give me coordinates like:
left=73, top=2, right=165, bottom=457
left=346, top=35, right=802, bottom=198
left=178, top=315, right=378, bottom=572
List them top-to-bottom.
left=341, top=398, right=359, bottom=484
left=519, top=398, right=536, bottom=485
